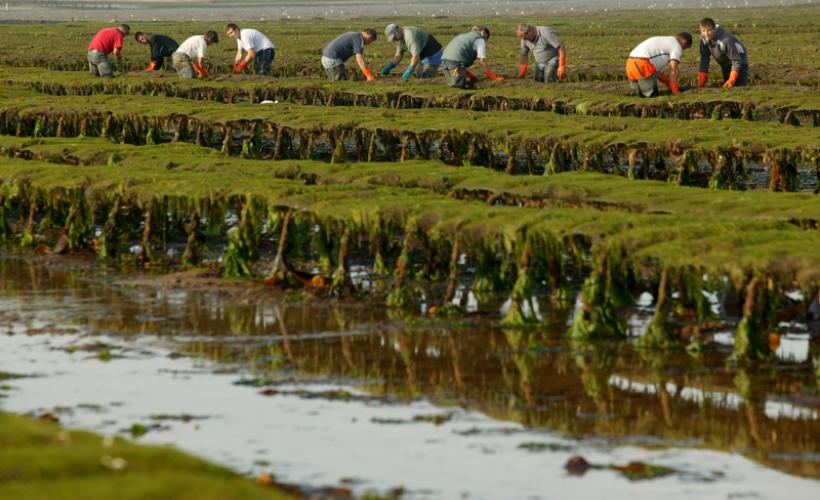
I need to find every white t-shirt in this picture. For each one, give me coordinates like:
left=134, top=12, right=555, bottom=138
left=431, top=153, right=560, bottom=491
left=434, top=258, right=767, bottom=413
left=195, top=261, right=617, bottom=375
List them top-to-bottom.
left=238, top=28, right=274, bottom=52
left=175, top=35, right=208, bottom=60
left=629, top=36, right=683, bottom=72
left=474, top=38, right=487, bottom=60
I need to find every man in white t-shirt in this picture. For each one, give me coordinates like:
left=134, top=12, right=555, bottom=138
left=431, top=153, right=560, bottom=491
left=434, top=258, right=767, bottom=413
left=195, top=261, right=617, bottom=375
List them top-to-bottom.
left=226, top=23, right=276, bottom=76
left=172, top=31, right=219, bottom=79
left=625, top=32, right=692, bottom=97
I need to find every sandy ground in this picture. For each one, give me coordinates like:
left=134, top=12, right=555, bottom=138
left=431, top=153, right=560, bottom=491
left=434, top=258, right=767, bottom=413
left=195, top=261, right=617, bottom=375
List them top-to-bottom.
left=0, top=0, right=806, bottom=22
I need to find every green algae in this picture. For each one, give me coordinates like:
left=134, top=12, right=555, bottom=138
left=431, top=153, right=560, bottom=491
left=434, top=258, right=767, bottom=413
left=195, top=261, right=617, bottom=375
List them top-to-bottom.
left=4, top=68, right=817, bottom=127
left=0, top=87, right=815, bottom=190
left=0, top=139, right=817, bottom=357
left=0, top=413, right=293, bottom=500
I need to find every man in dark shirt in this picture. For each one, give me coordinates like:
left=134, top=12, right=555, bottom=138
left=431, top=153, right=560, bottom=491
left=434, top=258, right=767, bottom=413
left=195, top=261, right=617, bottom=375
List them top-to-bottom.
left=697, top=18, right=749, bottom=88
left=321, top=29, right=377, bottom=81
left=135, top=32, right=179, bottom=71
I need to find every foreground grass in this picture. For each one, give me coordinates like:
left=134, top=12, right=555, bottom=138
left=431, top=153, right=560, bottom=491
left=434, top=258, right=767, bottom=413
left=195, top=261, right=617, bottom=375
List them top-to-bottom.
left=0, top=413, right=292, bottom=500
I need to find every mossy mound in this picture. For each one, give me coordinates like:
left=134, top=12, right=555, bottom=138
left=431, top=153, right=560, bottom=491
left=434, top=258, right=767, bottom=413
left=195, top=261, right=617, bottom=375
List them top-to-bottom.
left=0, top=413, right=292, bottom=500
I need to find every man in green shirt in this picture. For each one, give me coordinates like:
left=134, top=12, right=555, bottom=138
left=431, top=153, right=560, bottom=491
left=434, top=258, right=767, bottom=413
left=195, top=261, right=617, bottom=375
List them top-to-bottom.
left=381, top=24, right=443, bottom=79
left=440, top=26, right=504, bottom=89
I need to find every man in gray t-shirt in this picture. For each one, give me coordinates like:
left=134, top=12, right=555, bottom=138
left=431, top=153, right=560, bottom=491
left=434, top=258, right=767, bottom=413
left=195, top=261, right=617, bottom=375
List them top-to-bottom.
left=516, top=23, right=567, bottom=83
left=321, top=29, right=378, bottom=82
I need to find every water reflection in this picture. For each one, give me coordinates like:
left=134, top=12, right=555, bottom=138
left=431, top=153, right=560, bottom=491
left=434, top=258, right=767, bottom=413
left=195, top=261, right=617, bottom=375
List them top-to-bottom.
left=1, top=253, right=819, bottom=482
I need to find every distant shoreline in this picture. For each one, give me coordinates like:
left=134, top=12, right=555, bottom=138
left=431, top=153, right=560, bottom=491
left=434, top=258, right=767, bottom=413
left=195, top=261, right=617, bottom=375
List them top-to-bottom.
left=0, top=0, right=813, bottom=22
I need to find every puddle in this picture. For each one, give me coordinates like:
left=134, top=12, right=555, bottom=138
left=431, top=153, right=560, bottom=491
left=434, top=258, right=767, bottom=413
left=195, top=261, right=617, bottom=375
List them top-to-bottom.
left=0, top=252, right=818, bottom=498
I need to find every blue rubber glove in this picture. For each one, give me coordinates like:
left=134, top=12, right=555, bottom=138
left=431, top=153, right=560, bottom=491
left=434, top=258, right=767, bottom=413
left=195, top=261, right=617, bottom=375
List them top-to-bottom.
left=381, top=62, right=397, bottom=76
left=402, top=65, right=416, bottom=79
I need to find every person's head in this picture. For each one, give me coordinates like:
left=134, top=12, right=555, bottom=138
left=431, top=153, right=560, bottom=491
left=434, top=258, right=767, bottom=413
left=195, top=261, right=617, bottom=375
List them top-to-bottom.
left=699, top=17, right=717, bottom=41
left=226, top=23, right=240, bottom=39
left=385, top=23, right=403, bottom=42
left=516, top=23, right=536, bottom=42
left=119, top=24, right=130, bottom=36
left=472, top=25, right=490, bottom=40
left=361, top=28, right=377, bottom=44
left=204, top=30, right=219, bottom=45
left=134, top=31, right=150, bottom=44
left=676, top=32, right=693, bottom=49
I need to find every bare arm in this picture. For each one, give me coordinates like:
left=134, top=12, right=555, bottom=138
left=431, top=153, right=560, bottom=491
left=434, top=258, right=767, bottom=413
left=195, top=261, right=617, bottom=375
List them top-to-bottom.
left=234, top=46, right=243, bottom=64
left=112, top=47, right=122, bottom=60
left=244, top=48, right=256, bottom=63
left=355, top=53, right=368, bottom=72
left=391, top=53, right=403, bottom=65
left=409, top=54, right=421, bottom=67
left=518, top=54, right=528, bottom=67
left=477, top=58, right=490, bottom=73
left=669, top=60, right=679, bottom=85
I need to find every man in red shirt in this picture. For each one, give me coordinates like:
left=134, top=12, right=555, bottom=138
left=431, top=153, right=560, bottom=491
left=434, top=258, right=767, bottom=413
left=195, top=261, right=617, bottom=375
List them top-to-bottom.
left=87, top=24, right=130, bottom=78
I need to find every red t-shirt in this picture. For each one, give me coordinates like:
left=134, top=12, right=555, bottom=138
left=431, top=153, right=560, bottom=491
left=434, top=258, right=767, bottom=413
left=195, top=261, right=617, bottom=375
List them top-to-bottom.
left=88, top=28, right=123, bottom=54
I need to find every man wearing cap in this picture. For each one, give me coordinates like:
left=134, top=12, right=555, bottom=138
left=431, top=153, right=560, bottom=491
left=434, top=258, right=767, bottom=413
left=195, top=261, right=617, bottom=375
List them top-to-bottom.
left=696, top=18, right=749, bottom=89
left=225, top=23, right=276, bottom=76
left=516, top=23, right=567, bottom=82
left=87, top=24, right=130, bottom=78
left=381, top=24, right=443, bottom=79
left=441, top=26, right=504, bottom=89
left=321, top=29, right=378, bottom=82
left=172, top=30, right=219, bottom=79
left=134, top=31, right=178, bottom=71
left=625, top=32, right=692, bottom=97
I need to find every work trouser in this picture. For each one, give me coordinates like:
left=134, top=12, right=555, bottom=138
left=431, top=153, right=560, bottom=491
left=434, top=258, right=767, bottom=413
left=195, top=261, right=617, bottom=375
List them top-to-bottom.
left=254, top=48, right=275, bottom=75
left=415, top=48, right=443, bottom=78
left=87, top=50, right=114, bottom=78
left=172, top=52, right=196, bottom=79
left=322, top=56, right=347, bottom=81
left=534, top=56, right=559, bottom=83
left=625, top=57, right=658, bottom=98
left=441, top=59, right=475, bottom=89
left=720, top=62, right=749, bottom=87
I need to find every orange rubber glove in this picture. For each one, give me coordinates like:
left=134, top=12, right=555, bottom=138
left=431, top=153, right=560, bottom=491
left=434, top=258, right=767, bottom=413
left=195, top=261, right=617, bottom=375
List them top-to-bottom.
left=557, top=53, right=567, bottom=80
left=233, top=60, right=248, bottom=74
left=145, top=62, right=157, bottom=72
left=193, top=62, right=208, bottom=79
left=517, top=64, right=527, bottom=79
left=362, top=67, right=376, bottom=81
left=465, top=69, right=479, bottom=81
left=485, top=70, right=504, bottom=81
left=723, top=70, right=739, bottom=88
left=697, top=71, right=708, bottom=88
left=658, top=73, right=670, bottom=86
left=668, top=81, right=680, bottom=94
